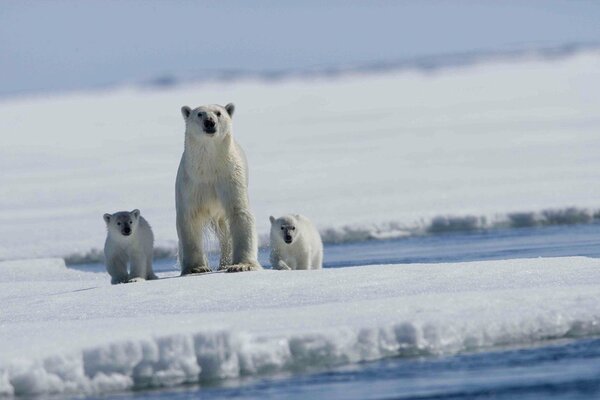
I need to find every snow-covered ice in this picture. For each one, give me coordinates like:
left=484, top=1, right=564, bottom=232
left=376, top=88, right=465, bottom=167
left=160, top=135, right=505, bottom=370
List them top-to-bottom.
left=1, top=49, right=600, bottom=397
left=1, top=52, right=600, bottom=261
left=2, top=257, right=600, bottom=396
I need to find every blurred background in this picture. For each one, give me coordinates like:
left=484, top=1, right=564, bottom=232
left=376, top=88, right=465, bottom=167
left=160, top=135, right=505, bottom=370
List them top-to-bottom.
left=1, top=0, right=599, bottom=97
left=0, top=1, right=599, bottom=261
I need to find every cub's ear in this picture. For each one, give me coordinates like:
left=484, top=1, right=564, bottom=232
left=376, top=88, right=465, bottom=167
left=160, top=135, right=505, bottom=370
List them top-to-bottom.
left=225, top=103, right=235, bottom=117
left=181, top=106, right=192, bottom=120
left=131, top=209, right=140, bottom=219
left=103, top=214, right=111, bottom=224
left=269, top=216, right=275, bottom=224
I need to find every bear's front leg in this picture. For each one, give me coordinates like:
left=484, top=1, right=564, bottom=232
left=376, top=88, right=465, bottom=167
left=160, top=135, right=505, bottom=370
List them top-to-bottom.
left=226, top=207, right=262, bottom=273
left=177, top=212, right=211, bottom=275
left=270, top=250, right=290, bottom=270
left=129, top=251, right=148, bottom=282
left=106, top=254, right=129, bottom=284
left=275, top=260, right=292, bottom=270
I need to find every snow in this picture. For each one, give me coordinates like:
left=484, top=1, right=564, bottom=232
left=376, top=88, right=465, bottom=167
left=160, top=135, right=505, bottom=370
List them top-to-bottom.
left=1, top=52, right=600, bottom=261
left=2, top=52, right=600, bottom=396
left=2, top=256, right=600, bottom=396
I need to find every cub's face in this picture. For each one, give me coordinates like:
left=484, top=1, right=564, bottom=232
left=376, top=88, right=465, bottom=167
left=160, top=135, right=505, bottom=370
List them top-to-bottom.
left=181, top=103, right=235, bottom=140
left=103, top=209, right=140, bottom=238
left=270, top=215, right=298, bottom=245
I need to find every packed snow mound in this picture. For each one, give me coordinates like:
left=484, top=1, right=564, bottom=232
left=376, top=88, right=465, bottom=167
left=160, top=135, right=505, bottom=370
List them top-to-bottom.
left=1, top=52, right=600, bottom=261
left=2, top=257, right=600, bottom=397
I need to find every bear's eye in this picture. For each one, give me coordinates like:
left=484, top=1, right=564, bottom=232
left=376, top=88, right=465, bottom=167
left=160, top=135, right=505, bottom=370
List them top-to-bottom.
left=216, top=111, right=221, bottom=117
left=197, top=112, right=202, bottom=118
left=129, top=221, right=132, bottom=224
left=117, top=222, right=121, bottom=226
left=281, top=227, right=284, bottom=230
left=292, top=227, right=296, bottom=230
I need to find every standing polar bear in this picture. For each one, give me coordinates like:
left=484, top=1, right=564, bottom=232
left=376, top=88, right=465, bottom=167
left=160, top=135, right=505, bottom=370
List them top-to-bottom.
left=176, top=103, right=261, bottom=274
left=269, top=214, right=323, bottom=270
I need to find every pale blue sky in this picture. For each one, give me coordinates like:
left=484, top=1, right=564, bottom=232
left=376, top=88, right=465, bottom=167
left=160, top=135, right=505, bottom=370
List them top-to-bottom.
left=1, top=0, right=599, bottom=97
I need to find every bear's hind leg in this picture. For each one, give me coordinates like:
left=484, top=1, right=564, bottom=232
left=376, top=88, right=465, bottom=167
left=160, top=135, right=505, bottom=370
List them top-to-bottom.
left=216, top=217, right=233, bottom=271
left=314, top=250, right=323, bottom=270
left=146, top=258, right=158, bottom=280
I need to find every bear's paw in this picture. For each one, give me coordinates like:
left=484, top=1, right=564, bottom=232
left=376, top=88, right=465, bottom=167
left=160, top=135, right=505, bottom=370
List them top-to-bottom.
left=226, top=262, right=262, bottom=273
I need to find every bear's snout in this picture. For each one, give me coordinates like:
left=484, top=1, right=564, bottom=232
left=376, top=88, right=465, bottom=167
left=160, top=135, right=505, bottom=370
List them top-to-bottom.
left=203, top=119, right=216, bottom=133
left=122, top=226, right=132, bottom=236
left=284, top=235, right=292, bottom=244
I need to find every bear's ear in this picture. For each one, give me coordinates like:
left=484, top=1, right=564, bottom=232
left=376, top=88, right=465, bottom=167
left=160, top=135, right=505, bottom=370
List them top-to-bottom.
left=225, top=103, right=235, bottom=118
left=181, top=106, right=191, bottom=120
left=131, top=209, right=140, bottom=219
left=103, top=213, right=111, bottom=224
left=269, top=216, right=275, bottom=224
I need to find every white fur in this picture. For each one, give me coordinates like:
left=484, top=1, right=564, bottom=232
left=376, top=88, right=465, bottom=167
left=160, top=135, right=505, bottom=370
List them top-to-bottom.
left=176, top=103, right=261, bottom=274
left=103, top=210, right=157, bottom=284
left=269, top=214, right=323, bottom=270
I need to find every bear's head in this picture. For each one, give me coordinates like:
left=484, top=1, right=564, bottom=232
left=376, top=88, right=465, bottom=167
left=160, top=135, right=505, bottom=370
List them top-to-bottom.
left=181, top=103, right=235, bottom=141
left=103, top=209, right=141, bottom=238
left=270, top=215, right=299, bottom=245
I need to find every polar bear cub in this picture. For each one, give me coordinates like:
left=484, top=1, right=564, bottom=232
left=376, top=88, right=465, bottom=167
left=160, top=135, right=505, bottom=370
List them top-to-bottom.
left=176, top=103, right=261, bottom=274
left=103, top=209, right=157, bottom=284
left=269, top=214, right=323, bottom=270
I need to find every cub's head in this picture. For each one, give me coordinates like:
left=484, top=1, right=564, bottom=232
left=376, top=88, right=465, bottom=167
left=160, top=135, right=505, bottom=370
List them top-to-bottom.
left=181, top=103, right=235, bottom=140
left=103, top=209, right=141, bottom=238
left=270, top=215, right=299, bottom=245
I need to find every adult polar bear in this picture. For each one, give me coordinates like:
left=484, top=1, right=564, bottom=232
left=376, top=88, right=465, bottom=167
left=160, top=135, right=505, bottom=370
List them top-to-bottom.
left=176, top=103, right=262, bottom=274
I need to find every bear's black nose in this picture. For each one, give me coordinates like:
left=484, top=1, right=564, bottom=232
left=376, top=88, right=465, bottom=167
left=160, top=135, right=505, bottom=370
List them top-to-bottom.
left=204, top=119, right=215, bottom=129
left=123, top=227, right=131, bottom=235
left=284, top=235, right=292, bottom=243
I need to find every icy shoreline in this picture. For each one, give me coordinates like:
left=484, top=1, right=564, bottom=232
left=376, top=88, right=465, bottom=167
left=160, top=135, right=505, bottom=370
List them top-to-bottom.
left=60, top=206, right=600, bottom=265
left=2, top=257, right=600, bottom=397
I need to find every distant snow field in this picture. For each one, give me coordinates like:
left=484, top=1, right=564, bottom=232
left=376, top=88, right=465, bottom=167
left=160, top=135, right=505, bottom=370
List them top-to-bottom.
left=0, top=52, right=599, bottom=261
left=2, top=257, right=600, bottom=397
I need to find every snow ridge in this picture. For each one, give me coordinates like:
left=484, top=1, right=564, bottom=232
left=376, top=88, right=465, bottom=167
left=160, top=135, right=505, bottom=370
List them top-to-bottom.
left=140, top=42, right=600, bottom=89
left=322, top=206, right=600, bottom=242
left=3, top=317, right=600, bottom=398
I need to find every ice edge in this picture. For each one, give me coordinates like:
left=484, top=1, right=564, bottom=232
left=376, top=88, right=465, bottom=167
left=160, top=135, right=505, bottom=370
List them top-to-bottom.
left=60, top=206, right=600, bottom=265
left=2, top=314, right=600, bottom=398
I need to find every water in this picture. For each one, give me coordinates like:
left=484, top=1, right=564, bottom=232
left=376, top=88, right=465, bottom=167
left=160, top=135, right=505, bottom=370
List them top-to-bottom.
left=73, top=223, right=600, bottom=400
left=73, top=223, right=600, bottom=274
left=86, top=338, right=600, bottom=400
